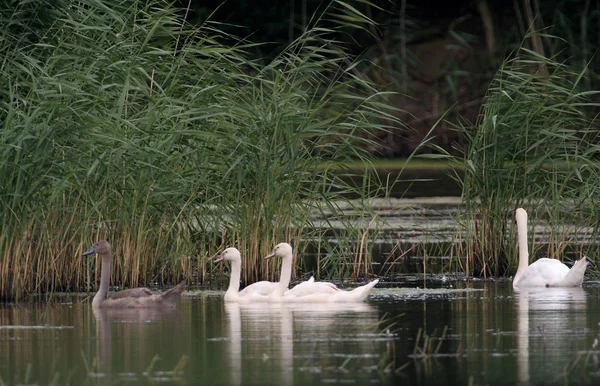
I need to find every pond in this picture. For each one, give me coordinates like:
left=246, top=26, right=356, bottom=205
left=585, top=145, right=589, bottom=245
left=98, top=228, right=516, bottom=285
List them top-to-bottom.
left=1, top=281, right=599, bottom=385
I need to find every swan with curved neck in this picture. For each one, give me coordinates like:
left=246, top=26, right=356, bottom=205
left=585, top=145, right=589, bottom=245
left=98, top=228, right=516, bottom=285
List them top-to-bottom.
left=513, top=208, right=588, bottom=288
left=83, top=240, right=185, bottom=308
left=266, top=242, right=379, bottom=302
left=215, top=247, right=292, bottom=302
left=215, top=247, right=324, bottom=301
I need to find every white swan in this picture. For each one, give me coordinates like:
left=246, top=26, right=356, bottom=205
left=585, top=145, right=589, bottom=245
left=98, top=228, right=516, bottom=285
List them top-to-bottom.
left=512, top=208, right=588, bottom=289
left=265, top=242, right=379, bottom=302
left=215, top=247, right=306, bottom=302
left=214, top=248, right=274, bottom=302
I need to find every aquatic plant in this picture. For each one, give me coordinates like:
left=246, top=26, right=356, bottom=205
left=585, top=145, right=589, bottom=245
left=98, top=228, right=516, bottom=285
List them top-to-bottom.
left=0, top=0, right=400, bottom=298
left=456, top=33, right=600, bottom=277
left=411, top=326, right=448, bottom=359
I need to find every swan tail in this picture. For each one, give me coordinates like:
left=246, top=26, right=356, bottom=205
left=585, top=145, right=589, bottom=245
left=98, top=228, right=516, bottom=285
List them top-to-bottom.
left=562, top=257, right=588, bottom=287
left=348, top=279, right=379, bottom=302
left=160, top=281, right=186, bottom=304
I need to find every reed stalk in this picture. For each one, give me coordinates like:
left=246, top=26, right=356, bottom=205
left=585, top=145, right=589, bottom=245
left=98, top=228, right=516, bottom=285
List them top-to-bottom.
left=0, top=0, right=399, bottom=298
left=457, top=33, right=600, bottom=277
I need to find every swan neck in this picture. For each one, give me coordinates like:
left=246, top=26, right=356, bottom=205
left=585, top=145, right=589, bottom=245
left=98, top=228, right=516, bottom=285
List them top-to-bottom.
left=515, top=214, right=529, bottom=283
left=94, top=251, right=112, bottom=306
left=278, top=253, right=292, bottom=292
left=227, top=259, right=241, bottom=296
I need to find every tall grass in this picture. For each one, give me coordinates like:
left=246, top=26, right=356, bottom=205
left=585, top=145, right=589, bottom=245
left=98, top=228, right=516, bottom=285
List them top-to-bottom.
left=0, top=0, right=400, bottom=299
left=457, top=34, right=600, bottom=277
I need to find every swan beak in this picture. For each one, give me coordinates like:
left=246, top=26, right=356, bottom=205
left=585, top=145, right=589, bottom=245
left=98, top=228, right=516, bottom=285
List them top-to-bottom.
left=82, top=246, right=96, bottom=256
left=264, top=251, right=275, bottom=259
left=214, top=254, right=224, bottom=263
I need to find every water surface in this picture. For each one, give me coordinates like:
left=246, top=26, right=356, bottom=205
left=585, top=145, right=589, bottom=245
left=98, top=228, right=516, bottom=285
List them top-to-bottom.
left=1, top=282, right=600, bottom=385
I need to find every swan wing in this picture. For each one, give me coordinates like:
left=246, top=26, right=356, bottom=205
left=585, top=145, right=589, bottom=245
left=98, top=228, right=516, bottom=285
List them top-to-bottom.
left=556, top=256, right=588, bottom=287
left=516, top=258, right=570, bottom=287
left=284, top=279, right=379, bottom=302
left=333, top=279, right=379, bottom=302
left=239, top=281, right=278, bottom=297
left=286, top=281, right=339, bottom=297
left=100, top=282, right=185, bottom=308
left=158, top=282, right=186, bottom=303
left=111, top=287, right=153, bottom=299
left=97, top=294, right=166, bottom=308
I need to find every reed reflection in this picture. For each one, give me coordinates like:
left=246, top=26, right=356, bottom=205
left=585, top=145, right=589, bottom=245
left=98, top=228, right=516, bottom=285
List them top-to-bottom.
left=515, top=287, right=587, bottom=386
left=224, top=301, right=378, bottom=385
left=0, top=302, right=81, bottom=384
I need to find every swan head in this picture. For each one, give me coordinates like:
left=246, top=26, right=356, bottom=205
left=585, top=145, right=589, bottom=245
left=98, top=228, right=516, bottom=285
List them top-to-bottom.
left=515, top=208, right=528, bottom=223
left=82, top=240, right=111, bottom=256
left=265, top=242, right=293, bottom=259
left=215, top=247, right=241, bottom=263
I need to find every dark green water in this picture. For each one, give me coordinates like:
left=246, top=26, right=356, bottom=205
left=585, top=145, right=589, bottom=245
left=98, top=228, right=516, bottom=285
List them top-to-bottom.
left=1, top=282, right=600, bottom=385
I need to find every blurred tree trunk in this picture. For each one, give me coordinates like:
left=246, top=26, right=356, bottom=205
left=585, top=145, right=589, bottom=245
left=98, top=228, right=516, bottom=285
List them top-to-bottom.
left=289, top=0, right=294, bottom=42
left=302, top=0, right=307, bottom=30
left=399, top=0, right=407, bottom=89
left=476, top=0, right=496, bottom=57
left=523, top=0, right=548, bottom=74
left=581, top=0, right=591, bottom=90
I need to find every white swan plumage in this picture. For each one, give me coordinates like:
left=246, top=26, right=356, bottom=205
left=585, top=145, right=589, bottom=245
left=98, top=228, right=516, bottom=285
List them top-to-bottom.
left=512, top=208, right=588, bottom=289
left=265, top=242, right=379, bottom=302
left=215, top=246, right=316, bottom=301
left=214, top=248, right=277, bottom=302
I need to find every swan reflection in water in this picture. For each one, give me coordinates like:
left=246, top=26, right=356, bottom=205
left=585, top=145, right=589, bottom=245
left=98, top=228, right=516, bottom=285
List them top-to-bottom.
left=515, top=287, right=587, bottom=385
left=224, top=301, right=379, bottom=385
left=92, top=307, right=182, bottom=382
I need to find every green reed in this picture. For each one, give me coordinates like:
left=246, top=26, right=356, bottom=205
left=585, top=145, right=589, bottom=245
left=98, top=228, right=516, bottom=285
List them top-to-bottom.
left=0, top=0, right=399, bottom=298
left=456, top=33, right=600, bottom=277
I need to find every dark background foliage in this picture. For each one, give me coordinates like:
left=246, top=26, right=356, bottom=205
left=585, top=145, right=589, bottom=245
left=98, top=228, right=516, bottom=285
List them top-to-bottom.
left=175, top=0, right=600, bottom=157
left=5, top=1, right=599, bottom=157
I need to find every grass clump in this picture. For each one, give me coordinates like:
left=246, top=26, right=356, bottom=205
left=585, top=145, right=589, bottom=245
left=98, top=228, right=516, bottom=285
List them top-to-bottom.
left=0, top=0, right=400, bottom=299
left=457, top=34, right=600, bottom=277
